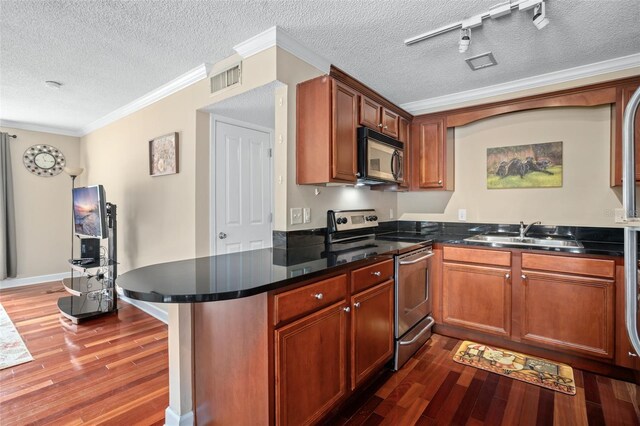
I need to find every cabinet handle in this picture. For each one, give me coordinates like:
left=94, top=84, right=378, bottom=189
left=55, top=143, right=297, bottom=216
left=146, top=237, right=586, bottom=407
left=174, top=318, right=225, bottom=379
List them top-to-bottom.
left=378, top=123, right=383, bottom=128
left=384, top=125, right=388, bottom=130
left=438, top=180, right=443, bottom=184
left=371, top=271, right=381, bottom=277
left=505, top=273, right=511, bottom=279
left=521, top=274, right=527, bottom=279
left=313, top=293, right=324, bottom=300
left=354, top=302, right=361, bottom=309
left=343, top=306, right=351, bottom=313
left=629, top=351, right=638, bottom=357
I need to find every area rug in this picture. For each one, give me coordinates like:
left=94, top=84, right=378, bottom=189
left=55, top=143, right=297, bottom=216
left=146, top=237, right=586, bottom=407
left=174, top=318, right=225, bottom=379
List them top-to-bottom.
left=0, top=303, right=33, bottom=370
left=453, top=340, right=576, bottom=395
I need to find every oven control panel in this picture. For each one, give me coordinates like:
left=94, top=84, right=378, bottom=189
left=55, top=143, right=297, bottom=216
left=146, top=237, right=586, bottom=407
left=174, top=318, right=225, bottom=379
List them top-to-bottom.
left=328, top=209, right=379, bottom=232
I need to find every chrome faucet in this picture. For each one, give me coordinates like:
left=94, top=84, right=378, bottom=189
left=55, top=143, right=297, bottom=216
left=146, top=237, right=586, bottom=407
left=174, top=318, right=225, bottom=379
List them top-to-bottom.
left=519, top=221, right=541, bottom=239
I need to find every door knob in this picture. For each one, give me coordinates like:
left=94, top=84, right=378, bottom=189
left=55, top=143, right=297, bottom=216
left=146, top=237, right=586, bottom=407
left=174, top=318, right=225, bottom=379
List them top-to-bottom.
left=218, top=232, right=227, bottom=239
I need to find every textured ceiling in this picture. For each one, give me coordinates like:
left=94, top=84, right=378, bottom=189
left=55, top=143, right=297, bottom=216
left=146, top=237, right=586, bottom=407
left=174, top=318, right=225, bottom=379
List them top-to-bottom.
left=1, top=0, right=639, bottom=133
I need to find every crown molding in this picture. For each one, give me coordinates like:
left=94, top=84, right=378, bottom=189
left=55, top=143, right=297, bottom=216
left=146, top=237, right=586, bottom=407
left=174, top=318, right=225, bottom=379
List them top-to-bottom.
left=233, top=26, right=331, bottom=74
left=401, top=52, right=640, bottom=114
left=80, top=63, right=211, bottom=136
left=0, top=119, right=82, bottom=137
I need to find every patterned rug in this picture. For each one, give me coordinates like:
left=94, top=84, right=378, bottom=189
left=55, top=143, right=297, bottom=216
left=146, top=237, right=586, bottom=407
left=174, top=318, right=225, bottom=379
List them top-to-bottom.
left=0, top=303, right=33, bottom=370
left=453, top=340, right=576, bottom=395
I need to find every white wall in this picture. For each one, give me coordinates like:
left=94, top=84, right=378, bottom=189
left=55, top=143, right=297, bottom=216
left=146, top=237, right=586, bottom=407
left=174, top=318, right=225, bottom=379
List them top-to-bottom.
left=398, top=106, right=624, bottom=227
left=0, top=127, right=81, bottom=283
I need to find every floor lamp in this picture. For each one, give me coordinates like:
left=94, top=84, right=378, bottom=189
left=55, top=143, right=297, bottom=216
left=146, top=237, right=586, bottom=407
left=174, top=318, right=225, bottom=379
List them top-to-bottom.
left=64, top=167, right=84, bottom=261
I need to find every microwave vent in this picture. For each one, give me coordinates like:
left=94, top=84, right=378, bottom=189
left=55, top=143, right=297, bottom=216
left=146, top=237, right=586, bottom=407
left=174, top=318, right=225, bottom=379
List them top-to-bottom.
left=210, top=63, right=241, bottom=93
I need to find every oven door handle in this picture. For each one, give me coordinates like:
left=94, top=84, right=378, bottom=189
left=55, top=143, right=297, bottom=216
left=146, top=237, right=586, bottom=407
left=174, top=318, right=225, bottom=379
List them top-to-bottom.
left=399, top=251, right=434, bottom=265
left=399, top=316, right=435, bottom=346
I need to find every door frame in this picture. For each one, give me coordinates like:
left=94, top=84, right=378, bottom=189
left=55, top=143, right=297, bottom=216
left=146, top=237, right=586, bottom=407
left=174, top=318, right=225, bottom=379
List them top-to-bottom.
left=209, top=114, right=274, bottom=255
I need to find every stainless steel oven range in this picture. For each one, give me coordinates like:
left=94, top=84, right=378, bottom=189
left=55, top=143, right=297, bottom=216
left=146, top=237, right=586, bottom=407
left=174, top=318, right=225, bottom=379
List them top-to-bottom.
left=325, top=209, right=434, bottom=371
left=394, top=245, right=435, bottom=370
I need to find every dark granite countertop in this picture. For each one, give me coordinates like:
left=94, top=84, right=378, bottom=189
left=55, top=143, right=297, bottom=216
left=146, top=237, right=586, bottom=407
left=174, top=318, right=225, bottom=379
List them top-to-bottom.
left=117, top=239, right=427, bottom=303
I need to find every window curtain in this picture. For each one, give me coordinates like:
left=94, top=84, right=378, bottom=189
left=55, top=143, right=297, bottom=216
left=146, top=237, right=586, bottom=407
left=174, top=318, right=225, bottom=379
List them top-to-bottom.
left=0, top=132, right=17, bottom=279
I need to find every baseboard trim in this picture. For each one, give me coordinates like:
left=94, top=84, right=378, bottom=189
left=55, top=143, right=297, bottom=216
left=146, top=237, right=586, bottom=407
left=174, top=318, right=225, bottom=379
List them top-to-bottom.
left=0, top=272, right=71, bottom=289
left=119, top=296, right=169, bottom=324
left=164, top=407, right=194, bottom=426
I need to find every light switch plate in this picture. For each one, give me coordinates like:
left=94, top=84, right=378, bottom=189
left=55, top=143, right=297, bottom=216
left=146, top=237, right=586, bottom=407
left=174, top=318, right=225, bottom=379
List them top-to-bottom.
left=290, top=208, right=302, bottom=225
left=303, top=208, right=311, bottom=223
left=615, top=208, right=625, bottom=223
left=458, top=209, right=467, bottom=221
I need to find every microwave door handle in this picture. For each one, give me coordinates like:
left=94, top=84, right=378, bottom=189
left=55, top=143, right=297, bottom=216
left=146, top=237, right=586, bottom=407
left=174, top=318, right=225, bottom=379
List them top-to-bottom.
left=391, top=150, right=399, bottom=180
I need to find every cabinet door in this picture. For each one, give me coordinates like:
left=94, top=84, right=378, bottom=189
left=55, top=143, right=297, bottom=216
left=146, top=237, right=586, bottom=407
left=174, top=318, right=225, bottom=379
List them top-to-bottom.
left=332, top=80, right=358, bottom=182
left=614, top=83, right=640, bottom=185
left=359, top=95, right=381, bottom=130
left=381, top=108, right=399, bottom=138
left=398, top=117, right=410, bottom=188
left=414, top=118, right=446, bottom=189
left=442, top=262, right=511, bottom=337
left=519, top=271, right=614, bottom=359
left=351, top=280, right=394, bottom=389
left=275, top=302, right=348, bottom=426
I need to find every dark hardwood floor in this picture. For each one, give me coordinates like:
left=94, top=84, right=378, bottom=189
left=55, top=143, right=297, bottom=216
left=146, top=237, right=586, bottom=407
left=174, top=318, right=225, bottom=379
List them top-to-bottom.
left=0, top=282, right=168, bottom=425
left=1, top=282, right=639, bottom=425
left=334, top=334, right=640, bottom=426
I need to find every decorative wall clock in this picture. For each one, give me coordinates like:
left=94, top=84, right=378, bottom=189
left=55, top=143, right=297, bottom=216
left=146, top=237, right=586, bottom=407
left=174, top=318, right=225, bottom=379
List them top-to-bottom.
left=23, top=144, right=66, bottom=176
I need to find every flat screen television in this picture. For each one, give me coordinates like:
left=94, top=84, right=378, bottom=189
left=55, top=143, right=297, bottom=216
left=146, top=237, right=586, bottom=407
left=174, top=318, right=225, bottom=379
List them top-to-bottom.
left=73, top=185, right=107, bottom=239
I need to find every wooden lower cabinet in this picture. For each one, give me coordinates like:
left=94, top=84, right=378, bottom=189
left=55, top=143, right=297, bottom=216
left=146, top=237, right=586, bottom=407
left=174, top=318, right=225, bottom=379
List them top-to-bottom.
left=442, top=262, right=511, bottom=337
left=518, top=270, right=614, bottom=359
left=351, top=280, right=394, bottom=389
left=275, top=302, right=348, bottom=426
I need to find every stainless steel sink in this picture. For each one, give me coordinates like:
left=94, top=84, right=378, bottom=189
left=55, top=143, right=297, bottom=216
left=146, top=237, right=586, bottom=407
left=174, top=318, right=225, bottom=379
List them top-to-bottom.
left=464, top=233, right=583, bottom=249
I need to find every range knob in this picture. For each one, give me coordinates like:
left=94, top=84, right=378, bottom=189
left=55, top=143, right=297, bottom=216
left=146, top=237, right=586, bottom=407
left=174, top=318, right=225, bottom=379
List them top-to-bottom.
left=372, top=216, right=378, bottom=221
left=337, top=217, right=347, bottom=224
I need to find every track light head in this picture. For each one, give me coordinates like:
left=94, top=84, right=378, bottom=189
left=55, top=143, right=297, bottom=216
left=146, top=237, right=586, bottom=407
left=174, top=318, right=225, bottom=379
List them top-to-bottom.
left=532, top=2, right=549, bottom=29
left=458, top=28, right=470, bottom=53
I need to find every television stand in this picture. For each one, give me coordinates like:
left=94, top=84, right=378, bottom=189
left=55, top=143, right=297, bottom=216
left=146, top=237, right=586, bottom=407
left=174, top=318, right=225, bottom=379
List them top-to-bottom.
left=58, top=203, right=118, bottom=324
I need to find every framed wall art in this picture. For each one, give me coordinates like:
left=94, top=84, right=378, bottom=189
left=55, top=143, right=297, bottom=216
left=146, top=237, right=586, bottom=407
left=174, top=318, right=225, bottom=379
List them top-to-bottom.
left=149, top=132, right=179, bottom=176
left=487, top=141, right=563, bottom=189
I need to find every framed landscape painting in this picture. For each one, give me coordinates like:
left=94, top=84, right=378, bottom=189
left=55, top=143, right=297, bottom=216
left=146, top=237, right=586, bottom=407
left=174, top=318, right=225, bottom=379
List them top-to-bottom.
left=487, top=141, right=562, bottom=189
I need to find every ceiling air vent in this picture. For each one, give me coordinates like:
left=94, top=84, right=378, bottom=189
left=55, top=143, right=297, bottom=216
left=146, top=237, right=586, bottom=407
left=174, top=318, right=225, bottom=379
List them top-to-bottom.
left=465, top=52, right=498, bottom=71
left=210, top=63, right=241, bottom=94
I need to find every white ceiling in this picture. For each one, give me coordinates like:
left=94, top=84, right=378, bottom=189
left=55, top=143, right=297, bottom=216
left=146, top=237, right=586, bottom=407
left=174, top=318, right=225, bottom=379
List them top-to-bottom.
left=1, top=0, right=639, bottom=135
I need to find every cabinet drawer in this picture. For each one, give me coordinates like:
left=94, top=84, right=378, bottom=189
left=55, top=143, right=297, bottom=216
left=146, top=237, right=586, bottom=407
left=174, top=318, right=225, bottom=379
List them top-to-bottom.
left=443, top=246, right=511, bottom=267
left=522, top=253, right=614, bottom=278
left=351, top=259, right=394, bottom=293
left=274, top=274, right=347, bottom=325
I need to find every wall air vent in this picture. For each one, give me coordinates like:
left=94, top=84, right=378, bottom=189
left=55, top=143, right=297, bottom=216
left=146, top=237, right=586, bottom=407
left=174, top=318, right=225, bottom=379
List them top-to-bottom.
left=465, top=52, right=498, bottom=71
left=210, top=63, right=241, bottom=94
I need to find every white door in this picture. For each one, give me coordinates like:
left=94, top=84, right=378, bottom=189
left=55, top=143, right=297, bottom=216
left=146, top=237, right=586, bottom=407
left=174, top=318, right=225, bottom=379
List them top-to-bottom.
left=214, top=119, right=272, bottom=254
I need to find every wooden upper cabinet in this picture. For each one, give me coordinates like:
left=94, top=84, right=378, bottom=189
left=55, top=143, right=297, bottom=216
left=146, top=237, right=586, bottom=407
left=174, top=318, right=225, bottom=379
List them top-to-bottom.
left=297, top=76, right=358, bottom=184
left=612, top=82, right=640, bottom=186
left=359, top=95, right=381, bottom=130
left=358, top=96, right=399, bottom=137
left=381, top=108, right=399, bottom=138
left=411, top=116, right=453, bottom=190
left=398, top=117, right=410, bottom=188
left=350, top=280, right=394, bottom=390
left=275, top=302, right=348, bottom=426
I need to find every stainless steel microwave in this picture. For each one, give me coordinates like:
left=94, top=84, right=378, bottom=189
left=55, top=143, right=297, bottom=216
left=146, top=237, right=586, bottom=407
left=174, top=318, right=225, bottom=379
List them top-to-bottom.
left=357, top=127, right=404, bottom=185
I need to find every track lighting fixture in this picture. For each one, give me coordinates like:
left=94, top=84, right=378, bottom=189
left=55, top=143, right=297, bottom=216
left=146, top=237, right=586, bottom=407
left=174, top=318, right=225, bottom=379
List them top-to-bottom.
left=404, top=0, right=551, bottom=48
left=532, top=1, right=549, bottom=30
left=458, top=28, right=471, bottom=53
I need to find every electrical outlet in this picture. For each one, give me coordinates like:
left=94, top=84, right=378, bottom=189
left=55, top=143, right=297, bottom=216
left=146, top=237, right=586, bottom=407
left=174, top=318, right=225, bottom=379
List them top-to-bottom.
left=290, top=208, right=302, bottom=225
left=303, top=208, right=311, bottom=223
left=615, top=208, right=625, bottom=223
left=458, top=209, right=467, bottom=221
